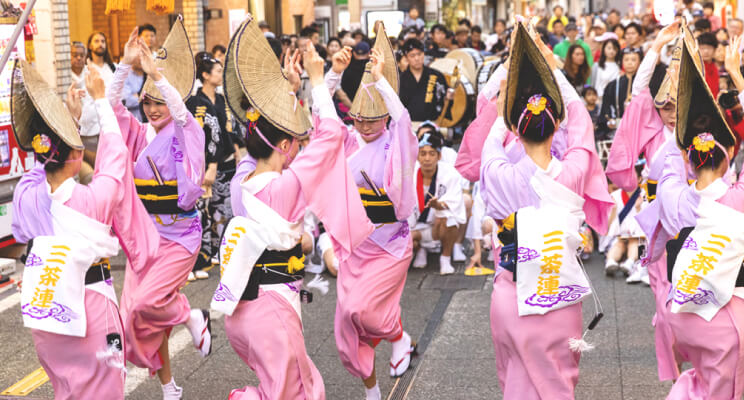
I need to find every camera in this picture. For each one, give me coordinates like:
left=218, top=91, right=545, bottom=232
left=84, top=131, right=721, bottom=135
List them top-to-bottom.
left=719, top=89, right=744, bottom=123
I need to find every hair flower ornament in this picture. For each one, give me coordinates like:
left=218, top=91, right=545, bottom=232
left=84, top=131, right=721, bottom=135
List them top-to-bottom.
left=526, top=95, right=548, bottom=115
left=245, top=109, right=261, bottom=122
left=692, top=133, right=716, bottom=152
left=31, top=134, right=51, bottom=154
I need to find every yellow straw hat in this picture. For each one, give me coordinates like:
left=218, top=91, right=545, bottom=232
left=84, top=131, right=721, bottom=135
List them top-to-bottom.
left=225, top=13, right=311, bottom=137
left=141, top=16, right=195, bottom=103
left=348, top=22, right=399, bottom=121
left=504, top=22, right=565, bottom=131
left=675, top=28, right=734, bottom=148
left=653, top=39, right=681, bottom=108
left=11, top=60, right=82, bottom=151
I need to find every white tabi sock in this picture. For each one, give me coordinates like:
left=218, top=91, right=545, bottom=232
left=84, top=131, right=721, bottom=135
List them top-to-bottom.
left=440, top=255, right=455, bottom=275
left=161, top=377, right=183, bottom=400
left=365, top=383, right=381, bottom=400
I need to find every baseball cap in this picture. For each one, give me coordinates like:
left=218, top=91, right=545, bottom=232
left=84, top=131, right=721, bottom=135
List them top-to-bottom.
left=354, top=41, right=370, bottom=55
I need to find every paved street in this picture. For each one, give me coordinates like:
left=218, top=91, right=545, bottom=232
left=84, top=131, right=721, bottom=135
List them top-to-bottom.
left=0, top=251, right=672, bottom=399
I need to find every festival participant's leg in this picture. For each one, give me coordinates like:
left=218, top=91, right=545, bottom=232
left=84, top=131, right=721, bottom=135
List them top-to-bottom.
left=452, top=193, right=472, bottom=262
left=432, top=217, right=458, bottom=275
left=482, top=217, right=495, bottom=261
left=411, top=229, right=427, bottom=268
left=301, top=232, right=314, bottom=255
left=317, top=232, right=338, bottom=276
left=120, top=237, right=209, bottom=377
left=619, top=237, right=639, bottom=275
left=625, top=237, right=648, bottom=284
left=605, top=238, right=626, bottom=275
left=335, top=241, right=413, bottom=391
left=645, top=246, right=682, bottom=380
left=490, top=270, right=581, bottom=400
left=32, top=290, right=126, bottom=400
left=224, top=290, right=325, bottom=400
left=666, top=297, right=744, bottom=399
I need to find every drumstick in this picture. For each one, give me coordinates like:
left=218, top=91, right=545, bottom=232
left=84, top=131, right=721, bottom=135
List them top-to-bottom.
left=147, top=156, right=165, bottom=185
left=360, top=169, right=382, bottom=197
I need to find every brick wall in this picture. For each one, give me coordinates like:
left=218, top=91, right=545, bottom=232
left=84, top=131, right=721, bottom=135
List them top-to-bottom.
left=51, top=0, right=71, bottom=95
left=91, top=0, right=183, bottom=62
left=182, top=0, right=205, bottom=54
left=204, top=0, right=246, bottom=53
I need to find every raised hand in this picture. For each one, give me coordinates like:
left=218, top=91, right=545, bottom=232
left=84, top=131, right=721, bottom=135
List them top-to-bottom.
left=652, top=20, right=681, bottom=52
left=122, top=27, right=141, bottom=66
left=535, top=35, right=557, bottom=71
left=725, top=35, right=744, bottom=91
left=138, top=40, right=162, bottom=81
left=304, top=45, right=325, bottom=87
left=331, top=46, right=352, bottom=74
left=370, top=47, right=385, bottom=82
left=283, top=48, right=303, bottom=93
left=85, top=64, right=106, bottom=100
left=495, top=79, right=507, bottom=114
left=65, top=82, right=85, bottom=120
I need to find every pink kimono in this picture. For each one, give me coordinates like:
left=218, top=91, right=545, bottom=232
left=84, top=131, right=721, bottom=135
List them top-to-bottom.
left=107, top=64, right=205, bottom=371
left=456, top=65, right=609, bottom=232
left=480, top=71, right=612, bottom=399
left=331, top=74, right=418, bottom=379
left=225, top=83, right=373, bottom=399
left=614, top=91, right=684, bottom=381
left=12, top=99, right=158, bottom=399
left=655, top=150, right=744, bottom=399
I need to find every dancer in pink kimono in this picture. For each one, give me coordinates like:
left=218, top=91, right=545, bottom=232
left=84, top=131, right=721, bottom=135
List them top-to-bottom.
left=214, top=19, right=371, bottom=399
left=605, top=22, right=688, bottom=381
left=477, top=24, right=613, bottom=399
left=323, top=25, right=418, bottom=400
left=108, top=26, right=210, bottom=399
left=651, top=32, right=744, bottom=400
left=12, top=63, right=157, bottom=399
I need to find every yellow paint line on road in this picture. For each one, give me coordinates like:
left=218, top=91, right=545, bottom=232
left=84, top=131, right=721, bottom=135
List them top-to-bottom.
left=1, top=367, right=48, bottom=396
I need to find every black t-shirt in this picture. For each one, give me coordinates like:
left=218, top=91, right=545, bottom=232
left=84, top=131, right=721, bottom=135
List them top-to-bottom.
left=340, top=58, right=368, bottom=101
left=399, top=66, right=448, bottom=122
left=598, top=74, right=634, bottom=137
left=186, top=88, right=235, bottom=167
left=211, top=90, right=241, bottom=156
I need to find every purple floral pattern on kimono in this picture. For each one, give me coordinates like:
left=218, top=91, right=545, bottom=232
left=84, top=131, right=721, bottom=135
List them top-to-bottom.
left=171, top=137, right=184, bottom=162
left=387, top=222, right=410, bottom=243
left=681, top=237, right=698, bottom=251
left=517, top=247, right=540, bottom=263
left=25, top=253, right=43, bottom=267
left=212, top=282, right=237, bottom=302
left=524, top=285, right=590, bottom=308
left=673, top=287, right=720, bottom=306
left=21, top=302, right=80, bottom=323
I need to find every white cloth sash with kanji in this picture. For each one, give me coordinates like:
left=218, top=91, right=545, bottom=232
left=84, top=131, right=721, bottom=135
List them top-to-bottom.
left=211, top=171, right=303, bottom=318
left=514, top=171, right=591, bottom=316
left=671, top=198, right=744, bottom=321
left=21, top=201, right=119, bottom=337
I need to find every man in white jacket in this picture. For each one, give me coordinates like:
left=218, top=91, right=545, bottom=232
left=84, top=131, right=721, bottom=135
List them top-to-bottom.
left=409, top=131, right=467, bottom=274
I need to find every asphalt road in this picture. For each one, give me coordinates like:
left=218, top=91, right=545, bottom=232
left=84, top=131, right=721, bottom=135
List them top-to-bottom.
left=0, top=251, right=674, bottom=399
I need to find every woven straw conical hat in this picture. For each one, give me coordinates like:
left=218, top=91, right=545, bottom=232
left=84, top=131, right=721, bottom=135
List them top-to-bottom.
left=226, top=13, right=311, bottom=137
left=141, top=16, right=195, bottom=102
left=223, top=18, right=245, bottom=127
left=504, top=21, right=565, bottom=130
left=349, top=22, right=398, bottom=121
left=676, top=28, right=734, bottom=148
left=653, top=39, right=681, bottom=108
left=11, top=59, right=82, bottom=151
